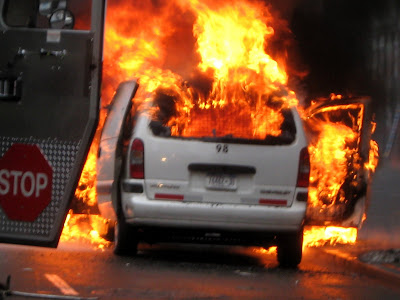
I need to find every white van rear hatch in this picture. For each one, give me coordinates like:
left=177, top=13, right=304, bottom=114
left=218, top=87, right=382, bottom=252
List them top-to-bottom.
left=130, top=102, right=308, bottom=208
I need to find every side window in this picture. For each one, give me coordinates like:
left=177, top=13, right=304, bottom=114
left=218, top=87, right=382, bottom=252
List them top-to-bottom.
left=2, top=0, right=91, bottom=30
left=3, top=0, right=38, bottom=27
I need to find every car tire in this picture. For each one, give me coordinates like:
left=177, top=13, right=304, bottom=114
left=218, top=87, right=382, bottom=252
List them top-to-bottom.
left=113, top=215, right=138, bottom=256
left=277, top=228, right=303, bottom=268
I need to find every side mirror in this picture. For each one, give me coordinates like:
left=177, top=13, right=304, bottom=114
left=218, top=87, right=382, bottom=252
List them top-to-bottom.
left=49, top=9, right=74, bottom=29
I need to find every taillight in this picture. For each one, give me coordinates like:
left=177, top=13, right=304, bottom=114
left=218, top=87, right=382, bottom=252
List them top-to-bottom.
left=130, top=138, right=144, bottom=179
left=296, top=147, right=310, bottom=187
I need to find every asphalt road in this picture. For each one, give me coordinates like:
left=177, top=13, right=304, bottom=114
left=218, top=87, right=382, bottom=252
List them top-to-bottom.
left=1, top=241, right=400, bottom=300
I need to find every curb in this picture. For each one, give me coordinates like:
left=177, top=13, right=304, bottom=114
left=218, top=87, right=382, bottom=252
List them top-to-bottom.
left=320, top=248, right=400, bottom=287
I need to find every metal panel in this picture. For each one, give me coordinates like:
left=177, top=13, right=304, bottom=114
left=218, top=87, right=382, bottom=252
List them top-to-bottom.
left=0, top=0, right=105, bottom=247
left=370, top=9, right=400, bottom=157
left=96, top=81, right=139, bottom=221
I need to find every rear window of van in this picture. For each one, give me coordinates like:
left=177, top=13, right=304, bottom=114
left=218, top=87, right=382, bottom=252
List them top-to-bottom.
left=148, top=90, right=297, bottom=145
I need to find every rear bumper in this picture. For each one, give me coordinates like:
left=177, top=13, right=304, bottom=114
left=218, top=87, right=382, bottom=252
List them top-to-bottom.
left=121, top=192, right=306, bottom=233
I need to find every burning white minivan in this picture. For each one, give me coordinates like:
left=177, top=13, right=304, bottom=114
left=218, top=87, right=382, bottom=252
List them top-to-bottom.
left=97, top=80, right=310, bottom=267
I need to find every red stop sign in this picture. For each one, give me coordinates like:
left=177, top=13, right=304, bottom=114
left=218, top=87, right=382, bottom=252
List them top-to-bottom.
left=0, top=143, right=53, bottom=222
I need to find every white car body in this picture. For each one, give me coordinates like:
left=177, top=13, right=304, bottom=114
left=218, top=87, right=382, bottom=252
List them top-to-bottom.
left=97, top=81, right=310, bottom=266
left=121, top=113, right=308, bottom=232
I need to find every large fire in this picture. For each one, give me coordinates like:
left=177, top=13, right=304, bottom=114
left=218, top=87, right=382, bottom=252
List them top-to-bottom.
left=62, top=0, right=378, bottom=250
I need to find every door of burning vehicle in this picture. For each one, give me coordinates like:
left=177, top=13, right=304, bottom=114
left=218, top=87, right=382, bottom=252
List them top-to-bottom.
left=0, top=0, right=105, bottom=247
left=304, top=97, right=376, bottom=228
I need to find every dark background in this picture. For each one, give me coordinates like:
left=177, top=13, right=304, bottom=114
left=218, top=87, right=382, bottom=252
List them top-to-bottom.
left=270, top=0, right=400, bottom=156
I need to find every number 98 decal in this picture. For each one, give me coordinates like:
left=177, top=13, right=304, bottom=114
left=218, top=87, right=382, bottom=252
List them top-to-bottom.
left=216, top=144, right=229, bottom=153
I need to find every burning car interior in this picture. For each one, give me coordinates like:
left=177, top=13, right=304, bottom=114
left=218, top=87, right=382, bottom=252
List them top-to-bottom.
left=56, top=0, right=389, bottom=249
left=149, top=88, right=297, bottom=145
left=304, top=97, right=375, bottom=227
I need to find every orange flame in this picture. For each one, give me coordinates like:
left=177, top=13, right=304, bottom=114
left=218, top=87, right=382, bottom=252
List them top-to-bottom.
left=102, top=0, right=298, bottom=141
left=304, top=99, right=378, bottom=226
left=308, top=121, right=359, bottom=207
left=365, top=122, right=379, bottom=173
left=74, top=146, right=97, bottom=208
left=61, top=210, right=111, bottom=250
left=303, top=226, right=357, bottom=247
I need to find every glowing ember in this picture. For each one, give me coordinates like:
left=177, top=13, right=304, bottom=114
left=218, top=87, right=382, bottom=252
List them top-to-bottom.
left=330, top=93, right=343, bottom=101
left=303, top=226, right=358, bottom=247
left=254, top=246, right=277, bottom=255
